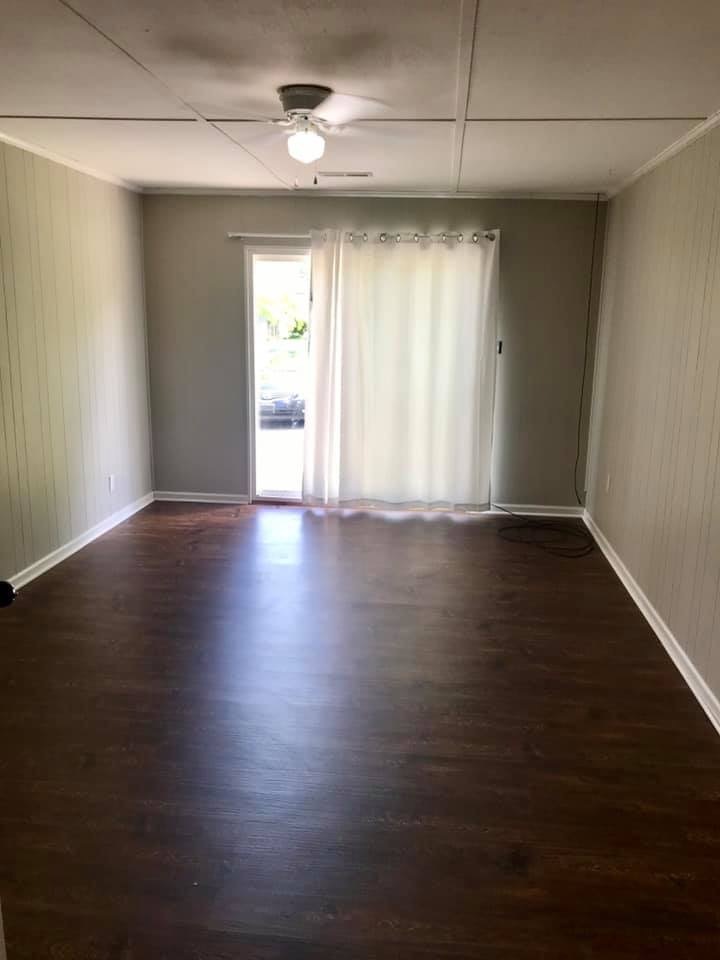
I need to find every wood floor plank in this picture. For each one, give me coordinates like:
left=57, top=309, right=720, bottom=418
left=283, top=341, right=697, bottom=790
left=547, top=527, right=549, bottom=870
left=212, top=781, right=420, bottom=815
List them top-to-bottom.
left=1, top=503, right=719, bottom=958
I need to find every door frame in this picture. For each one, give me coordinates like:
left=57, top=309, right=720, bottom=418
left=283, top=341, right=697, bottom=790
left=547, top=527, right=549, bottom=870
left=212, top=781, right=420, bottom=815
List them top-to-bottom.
left=244, top=244, right=311, bottom=502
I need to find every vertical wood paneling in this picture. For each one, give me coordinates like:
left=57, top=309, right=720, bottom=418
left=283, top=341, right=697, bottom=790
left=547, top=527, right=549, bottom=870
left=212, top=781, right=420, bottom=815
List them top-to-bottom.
left=589, top=124, right=720, bottom=705
left=0, top=141, right=152, bottom=581
left=1, top=146, right=34, bottom=568
left=0, top=151, right=24, bottom=569
left=25, top=151, right=57, bottom=555
left=33, top=155, right=71, bottom=547
left=51, top=161, right=86, bottom=537
left=67, top=168, right=96, bottom=530
left=0, top=181, right=17, bottom=577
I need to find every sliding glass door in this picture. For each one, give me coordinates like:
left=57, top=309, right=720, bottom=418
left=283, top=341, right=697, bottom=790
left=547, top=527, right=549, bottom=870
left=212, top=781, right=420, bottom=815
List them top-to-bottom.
left=248, top=249, right=311, bottom=500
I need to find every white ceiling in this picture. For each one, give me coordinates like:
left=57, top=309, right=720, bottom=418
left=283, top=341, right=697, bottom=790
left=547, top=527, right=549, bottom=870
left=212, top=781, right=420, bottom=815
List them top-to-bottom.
left=0, top=0, right=189, bottom=119
left=1, top=0, right=719, bottom=195
left=65, top=0, right=463, bottom=121
left=468, top=0, right=720, bottom=119
left=0, top=119, right=281, bottom=189
left=460, top=119, right=698, bottom=194
left=216, top=121, right=456, bottom=191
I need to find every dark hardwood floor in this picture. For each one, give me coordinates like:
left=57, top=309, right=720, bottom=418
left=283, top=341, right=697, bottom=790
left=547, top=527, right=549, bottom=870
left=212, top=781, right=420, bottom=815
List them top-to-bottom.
left=1, top=503, right=720, bottom=958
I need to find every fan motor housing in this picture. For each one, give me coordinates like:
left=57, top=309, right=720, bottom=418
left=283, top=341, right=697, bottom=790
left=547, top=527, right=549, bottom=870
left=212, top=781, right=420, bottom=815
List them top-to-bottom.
left=277, top=84, right=332, bottom=116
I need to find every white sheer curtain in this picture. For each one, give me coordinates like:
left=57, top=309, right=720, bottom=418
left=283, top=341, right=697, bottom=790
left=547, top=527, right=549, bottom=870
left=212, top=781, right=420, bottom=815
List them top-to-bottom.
left=303, top=229, right=499, bottom=510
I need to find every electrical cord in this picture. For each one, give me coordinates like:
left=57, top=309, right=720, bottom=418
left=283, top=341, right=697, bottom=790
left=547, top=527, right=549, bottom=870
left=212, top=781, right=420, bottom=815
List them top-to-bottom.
left=574, top=192, right=601, bottom=506
left=492, top=194, right=600, bottom=559
left=492, top=504, right=594, bottom=558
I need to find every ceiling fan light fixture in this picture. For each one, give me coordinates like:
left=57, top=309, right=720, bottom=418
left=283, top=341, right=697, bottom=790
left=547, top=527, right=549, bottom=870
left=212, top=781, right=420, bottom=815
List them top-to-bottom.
left=287, top=118, right=325, bottom=164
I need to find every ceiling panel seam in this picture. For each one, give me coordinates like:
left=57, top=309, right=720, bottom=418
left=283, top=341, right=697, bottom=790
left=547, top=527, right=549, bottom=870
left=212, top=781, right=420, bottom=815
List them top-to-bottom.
left=54, top=0, right=293, bottom=188
left=450, top=0, right=480, bottom=192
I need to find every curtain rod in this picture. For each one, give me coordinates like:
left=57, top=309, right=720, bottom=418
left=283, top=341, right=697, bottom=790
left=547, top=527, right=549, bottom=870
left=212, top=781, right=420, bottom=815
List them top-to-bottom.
left=226, top=230, right=496, bottom=242
left=343, top=231, right=496, bottom=243
left=227, top=232, right=311, bottom=239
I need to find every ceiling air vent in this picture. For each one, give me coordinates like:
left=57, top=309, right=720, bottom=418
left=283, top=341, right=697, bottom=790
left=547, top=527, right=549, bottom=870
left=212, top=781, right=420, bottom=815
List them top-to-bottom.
left=316, top=171, right=374, bottom=179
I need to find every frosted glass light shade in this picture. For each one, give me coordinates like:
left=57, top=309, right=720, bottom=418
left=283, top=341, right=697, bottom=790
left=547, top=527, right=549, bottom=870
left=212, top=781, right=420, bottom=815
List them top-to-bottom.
left=287, top=128, right=325, bottom=164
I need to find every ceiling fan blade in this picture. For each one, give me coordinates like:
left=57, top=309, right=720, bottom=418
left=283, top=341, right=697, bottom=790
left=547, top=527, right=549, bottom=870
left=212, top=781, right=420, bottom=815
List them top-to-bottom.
left=314, top=92, right=388, bottom=125
left=215, top=122, right=289, bottom=150
left=326, top=123, right=414, bottom=142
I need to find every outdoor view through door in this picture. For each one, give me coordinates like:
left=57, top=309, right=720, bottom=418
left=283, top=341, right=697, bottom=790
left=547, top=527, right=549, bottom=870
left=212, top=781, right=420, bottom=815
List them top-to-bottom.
left=251, top=251, right=311, bottom=500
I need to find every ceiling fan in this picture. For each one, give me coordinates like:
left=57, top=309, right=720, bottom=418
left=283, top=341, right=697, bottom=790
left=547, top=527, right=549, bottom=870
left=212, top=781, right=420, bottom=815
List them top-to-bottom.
left=269, top=84, right=384, bottom=164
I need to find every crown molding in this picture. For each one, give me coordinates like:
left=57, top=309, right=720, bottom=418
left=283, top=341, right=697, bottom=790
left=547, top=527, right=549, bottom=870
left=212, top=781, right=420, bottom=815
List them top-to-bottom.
left=606, top=111, right=720, bottom=199
left=0, top=129, right=140, bottom=192
left=141, top=186, right=605, bottom=201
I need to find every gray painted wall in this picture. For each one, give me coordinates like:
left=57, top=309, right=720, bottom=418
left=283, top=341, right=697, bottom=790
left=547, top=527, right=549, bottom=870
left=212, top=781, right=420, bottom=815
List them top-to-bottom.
left=588, top=125, right=720, bottom=704
left=0, top=141, right=152, bottom=580
left=143, top=194, right=604, bottom=504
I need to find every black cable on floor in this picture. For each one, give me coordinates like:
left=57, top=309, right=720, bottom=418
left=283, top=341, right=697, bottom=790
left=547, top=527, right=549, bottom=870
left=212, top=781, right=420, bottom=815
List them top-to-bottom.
left=492, top=504, right=595, bottom=558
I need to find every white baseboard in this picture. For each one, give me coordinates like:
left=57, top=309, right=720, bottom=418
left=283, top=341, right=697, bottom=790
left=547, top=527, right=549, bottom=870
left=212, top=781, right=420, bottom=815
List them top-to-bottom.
left=153, top=490, right=250, bottom=504
left=10, top=492, right=154, bottom=590
left=151, top=497, right=578, bottom=516
left=491, top=502, right=585, bottom=518
left=584, top=511, right=720, bottom=737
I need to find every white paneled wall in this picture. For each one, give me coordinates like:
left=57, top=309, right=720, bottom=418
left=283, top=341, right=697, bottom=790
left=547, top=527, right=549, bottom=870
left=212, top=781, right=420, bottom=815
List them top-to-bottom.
left=589, top=124, right=720, bottom=703
left=0, top=141, right=152, bottom=580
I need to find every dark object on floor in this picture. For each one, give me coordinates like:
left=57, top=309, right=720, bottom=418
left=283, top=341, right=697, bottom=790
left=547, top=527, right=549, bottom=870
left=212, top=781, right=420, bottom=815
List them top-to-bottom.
left=494, top=505, right=595, bottom=558
left=0, top=581, right=16, bottom=608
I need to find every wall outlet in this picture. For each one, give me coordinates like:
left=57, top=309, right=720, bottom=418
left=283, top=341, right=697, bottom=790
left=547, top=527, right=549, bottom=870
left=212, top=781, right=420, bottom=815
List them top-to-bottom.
left=605, top=473, right=611, bottom=493
left=108, top=474, right=116, bottom=494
